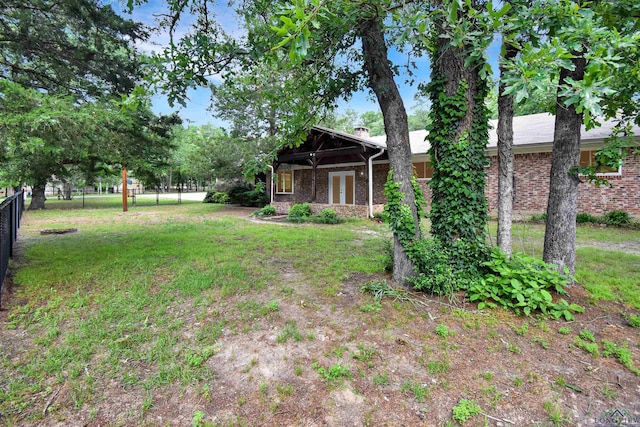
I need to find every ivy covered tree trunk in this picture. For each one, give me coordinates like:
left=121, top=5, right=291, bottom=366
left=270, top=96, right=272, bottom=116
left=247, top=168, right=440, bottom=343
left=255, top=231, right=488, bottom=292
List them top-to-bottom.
left=426, top=13, right=490, bottom=273
left=360, top=17, right=419, bottom=285
left=497, top=43, right=519, bottom=255
left=543, top=56, right=586, bottom=277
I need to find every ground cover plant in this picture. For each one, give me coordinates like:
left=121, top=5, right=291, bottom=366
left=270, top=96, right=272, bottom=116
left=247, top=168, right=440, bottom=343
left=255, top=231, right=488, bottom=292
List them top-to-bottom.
left=1, top=204, right=639, bottom=426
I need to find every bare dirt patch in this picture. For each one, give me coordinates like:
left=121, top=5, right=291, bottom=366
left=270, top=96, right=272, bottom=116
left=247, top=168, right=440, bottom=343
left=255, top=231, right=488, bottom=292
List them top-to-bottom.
left=1, top=207, right=639, bottom=426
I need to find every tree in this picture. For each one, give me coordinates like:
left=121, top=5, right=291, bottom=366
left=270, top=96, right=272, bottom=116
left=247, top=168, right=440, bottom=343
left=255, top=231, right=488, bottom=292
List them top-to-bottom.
left=0, top=0, right=147, bottom=98
left=0, top=0, right=153, bottom=206
left=421, top=0, right=493, bottom=274
left=497, top=0, right=639, bottom=276
left=502, top=0, right=639, bottom=275
left=494, top=1, right=525, bottom=256
left=542, top=1, right=634, bottom=276
left=360, top=14, right=421, bottom=284
left=496, top=41, right=519, bottom=256
left=0, top=80, right=179, bottom=209
left=0, top=80, right=97, bottom=208
left=407, top=107, right=431, bottom=133
left=321, top=109, right=363, bottom=134
left=358, top=111, right=385, bottom=136
left=170, top=125, right=257, bottom=186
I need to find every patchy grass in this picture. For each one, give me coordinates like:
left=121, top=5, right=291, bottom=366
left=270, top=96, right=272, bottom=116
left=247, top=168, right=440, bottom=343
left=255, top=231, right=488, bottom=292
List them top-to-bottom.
left=1, top=205, right=639, bottom=425
left=576, top=248, right=640, bottom=308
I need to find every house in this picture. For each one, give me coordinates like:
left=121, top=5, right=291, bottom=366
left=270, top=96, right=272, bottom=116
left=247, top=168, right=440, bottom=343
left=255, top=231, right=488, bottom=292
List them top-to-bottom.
left=271, top=113, right=640, bottom=218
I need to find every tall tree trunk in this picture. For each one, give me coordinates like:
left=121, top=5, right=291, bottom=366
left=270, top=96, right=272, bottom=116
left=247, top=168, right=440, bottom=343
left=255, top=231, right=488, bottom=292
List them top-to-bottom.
left=428, top=13, right=489, bottom=250
left=360, top=18, right=419, bottom=286
left=497, top=43, right=519, bottom=255
left=543, top=56, right=586, bottom=276
left=63, top=182, right=73, bottom=200
left=29, top=185, right=46, bottom=210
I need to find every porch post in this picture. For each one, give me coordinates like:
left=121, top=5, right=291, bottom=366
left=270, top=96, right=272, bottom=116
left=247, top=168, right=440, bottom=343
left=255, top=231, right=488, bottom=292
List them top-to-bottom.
left=311, top=155, right=318, bottom=202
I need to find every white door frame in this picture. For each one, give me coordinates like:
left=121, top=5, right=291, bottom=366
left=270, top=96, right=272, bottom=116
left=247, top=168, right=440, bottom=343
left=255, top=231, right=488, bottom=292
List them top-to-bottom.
left=328, top=171, right=355, bottom=205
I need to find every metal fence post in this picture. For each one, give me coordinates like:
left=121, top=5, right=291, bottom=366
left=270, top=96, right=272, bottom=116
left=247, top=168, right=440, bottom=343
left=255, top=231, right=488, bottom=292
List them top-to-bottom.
left=1, top=191, right=24, bottom=306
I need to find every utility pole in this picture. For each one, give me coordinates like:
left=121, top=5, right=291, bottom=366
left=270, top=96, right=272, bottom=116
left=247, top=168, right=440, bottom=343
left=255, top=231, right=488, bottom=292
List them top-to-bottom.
left=122, top=167, right=128, bottom=212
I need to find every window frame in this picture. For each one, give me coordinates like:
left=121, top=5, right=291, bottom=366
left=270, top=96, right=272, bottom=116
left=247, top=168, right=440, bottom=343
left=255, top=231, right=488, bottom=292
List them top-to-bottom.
left=579, top=149, right=622, bottom=176
left=412, top=161, right=434, bottom=180
left=275, top=170, right=294, bottom=194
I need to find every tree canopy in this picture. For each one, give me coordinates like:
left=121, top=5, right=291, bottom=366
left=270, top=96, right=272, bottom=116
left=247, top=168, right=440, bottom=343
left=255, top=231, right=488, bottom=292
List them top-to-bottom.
left=0, top=0, right=148, bottom=98
left=0, top=80, right=180, bottom=208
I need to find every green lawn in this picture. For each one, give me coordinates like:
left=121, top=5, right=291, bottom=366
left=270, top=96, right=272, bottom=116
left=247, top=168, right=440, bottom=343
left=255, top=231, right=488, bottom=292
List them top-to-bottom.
left=37, top=192, right=204, bottom=210
left=1, top=204, right=638, bottom=425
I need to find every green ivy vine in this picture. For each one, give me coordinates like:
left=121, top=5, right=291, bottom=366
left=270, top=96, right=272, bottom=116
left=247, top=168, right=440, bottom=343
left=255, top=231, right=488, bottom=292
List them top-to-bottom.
left=382, top=61, right=491, bottom=294
left=423, top=70, right=491, bottom=278
left=383, top=170, right=478, bottom=294
left=383, top=172, right=425, bottom=246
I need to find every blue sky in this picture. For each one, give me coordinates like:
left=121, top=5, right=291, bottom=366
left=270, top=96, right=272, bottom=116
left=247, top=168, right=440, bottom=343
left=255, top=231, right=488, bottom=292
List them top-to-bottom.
left=115, top=1, right=501, bottom=128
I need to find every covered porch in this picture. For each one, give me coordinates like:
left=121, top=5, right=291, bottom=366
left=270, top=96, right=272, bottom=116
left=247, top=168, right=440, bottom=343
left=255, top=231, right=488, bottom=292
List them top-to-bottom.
left=270, top=126, right=388, bottom=218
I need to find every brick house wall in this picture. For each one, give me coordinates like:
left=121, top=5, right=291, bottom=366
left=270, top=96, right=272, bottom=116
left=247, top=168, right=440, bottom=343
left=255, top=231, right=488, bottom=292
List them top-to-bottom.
left=273, top=148, right=639, bottom=217
left=485, top=148, right=640, bottom=215
left=485, top=152, right=552, bottom=213
left=272, top=164, right=386, bottom=217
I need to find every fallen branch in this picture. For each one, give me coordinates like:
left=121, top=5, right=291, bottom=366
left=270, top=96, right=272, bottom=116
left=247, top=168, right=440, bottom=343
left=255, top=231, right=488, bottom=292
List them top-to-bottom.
left=43, top=386, right=62, bottom=416
left=481, top=411, right=515, bottom=424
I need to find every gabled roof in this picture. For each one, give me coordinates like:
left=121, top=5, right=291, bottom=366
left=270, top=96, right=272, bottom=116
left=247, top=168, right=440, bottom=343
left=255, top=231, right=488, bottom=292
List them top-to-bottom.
left=369, top=113, right=639, bottom=155
left=276, top=125, right=387, bottom=166
left=312, top=125, right=386, bottom=150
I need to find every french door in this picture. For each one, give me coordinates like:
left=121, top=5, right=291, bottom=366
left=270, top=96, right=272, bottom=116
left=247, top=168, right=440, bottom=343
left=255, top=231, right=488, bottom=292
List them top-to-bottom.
left=329, top=171, right=355, bottom=205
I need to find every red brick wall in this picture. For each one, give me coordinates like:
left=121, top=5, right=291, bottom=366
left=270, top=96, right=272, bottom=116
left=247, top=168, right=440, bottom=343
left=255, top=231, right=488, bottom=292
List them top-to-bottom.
left=273, top=148, right=640, bottom=216
left=485, top=148, right=640, bottom=215
left=273, top=165, right=371, bottom=205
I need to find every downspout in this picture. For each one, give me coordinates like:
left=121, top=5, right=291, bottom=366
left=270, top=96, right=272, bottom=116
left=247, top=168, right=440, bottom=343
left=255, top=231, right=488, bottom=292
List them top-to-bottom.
left=368, top=148, right=386, bottom=218
left=267, top=165, right=275, bottom=204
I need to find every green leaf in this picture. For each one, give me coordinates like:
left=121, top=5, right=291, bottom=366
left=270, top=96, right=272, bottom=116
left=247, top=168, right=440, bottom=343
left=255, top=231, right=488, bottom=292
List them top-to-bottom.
left=449, top=0, right=460, bottom=22
left=492, top=2, right=512, bottom=19
left=540, top=289, right=552, bottom=302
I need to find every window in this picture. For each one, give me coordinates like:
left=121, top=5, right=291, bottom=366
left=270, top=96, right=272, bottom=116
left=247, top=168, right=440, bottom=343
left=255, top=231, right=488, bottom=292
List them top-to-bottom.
left=579, top=150, right=620, bottom=174
left=413, top=161, right=434, bottom=179
left=276, top=170, right=293, bottom=193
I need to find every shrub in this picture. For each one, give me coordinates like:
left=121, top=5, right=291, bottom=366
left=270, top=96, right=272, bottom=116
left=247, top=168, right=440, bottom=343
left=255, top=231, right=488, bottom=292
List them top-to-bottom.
left=227, top=183, right=268, bottom=207
left=226, top=184, right=252, bottom=204
left=203, top=191, right=230, bottom=204
left=288, top=203, right=312, bottom=218
left=256, top=205, right=276, bottom=216
left=313, top=208, right=343, bottom=224
left=602, top=210, right=631, bottom=227
left=373, top=211, right=388, bottom=222
left=576, top=212, right=599, bottom=224
left=529, top=213, right=547, bottom=222
left=408, top=238, right=458, bottom=294
left=467, top=248, right=584, bottom=320
left=624, top=313, right=640, bottom=328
